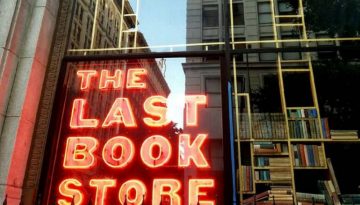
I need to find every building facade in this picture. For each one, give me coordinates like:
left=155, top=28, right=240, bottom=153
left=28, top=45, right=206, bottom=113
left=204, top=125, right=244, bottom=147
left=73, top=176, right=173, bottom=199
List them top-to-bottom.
left=0, top=0, right=169, bottom=204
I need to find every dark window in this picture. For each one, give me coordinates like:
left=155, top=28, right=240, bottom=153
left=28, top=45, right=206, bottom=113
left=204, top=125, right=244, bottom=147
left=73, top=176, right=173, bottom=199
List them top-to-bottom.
left=278, top=0, right=298, bottom=15
left=258, top=2, right=272, bottom=24
left=233, top=3, right=244, bottom=25
left=203, top=5, right=219, bottom=27
left=316, top=34, right=337, bottom=59
left=281, top=35, right=302, bottom=60
left=259, top=36, right=277, bottom=61
left=234, top=38, right=246, bottom=61
left=203, top=39, right=220, bottom=61
left=203, top=39, right=220, bottom=51
left=232, top=76, right=246, bottom=93
left=205, top=77, right=221, bottom=108
left=205, top=78, right=221, bottom=94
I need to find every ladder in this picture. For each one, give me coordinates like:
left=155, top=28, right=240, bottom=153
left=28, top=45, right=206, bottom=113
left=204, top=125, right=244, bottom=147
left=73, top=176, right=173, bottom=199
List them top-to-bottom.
left=119, top=0, right=140, bottom=49
left=269, top=0, right=326, bottom=203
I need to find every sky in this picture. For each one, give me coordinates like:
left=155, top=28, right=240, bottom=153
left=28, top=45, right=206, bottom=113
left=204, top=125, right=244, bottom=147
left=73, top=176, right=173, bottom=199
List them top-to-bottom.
left=129, top=0, right=187, bottom=127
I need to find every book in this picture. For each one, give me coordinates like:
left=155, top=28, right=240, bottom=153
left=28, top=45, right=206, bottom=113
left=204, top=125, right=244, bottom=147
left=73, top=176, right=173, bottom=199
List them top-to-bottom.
left=330, top=130, right=358, bottom=140
left=326, top=158, right=341, bottom=195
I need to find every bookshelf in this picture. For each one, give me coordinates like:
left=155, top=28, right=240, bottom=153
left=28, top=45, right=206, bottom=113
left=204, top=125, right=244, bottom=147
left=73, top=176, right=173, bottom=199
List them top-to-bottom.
left=232, top=0, right=360, bottom=204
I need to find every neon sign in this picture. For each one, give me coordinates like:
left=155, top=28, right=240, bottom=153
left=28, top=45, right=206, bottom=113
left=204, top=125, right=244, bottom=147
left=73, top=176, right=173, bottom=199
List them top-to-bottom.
left=44, top=61, right=224, bottom=205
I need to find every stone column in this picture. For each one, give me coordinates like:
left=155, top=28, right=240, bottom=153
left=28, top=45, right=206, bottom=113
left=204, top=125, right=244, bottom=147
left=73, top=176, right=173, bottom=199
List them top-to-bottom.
left=0, top=0, right=59, bottom=204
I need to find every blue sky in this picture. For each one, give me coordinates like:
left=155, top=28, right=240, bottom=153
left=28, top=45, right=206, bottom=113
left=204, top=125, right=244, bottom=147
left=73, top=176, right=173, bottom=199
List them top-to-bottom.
left=130, top=0, right=187, bottom=127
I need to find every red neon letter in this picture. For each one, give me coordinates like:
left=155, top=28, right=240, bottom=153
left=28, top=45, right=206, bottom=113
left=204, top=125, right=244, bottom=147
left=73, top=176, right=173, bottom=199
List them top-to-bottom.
left=126, top=68, right=147, bottom=89
left=99, top=69, right=124, bottom=89
left=77, top=70, right=97, bottom=90
left=184, top=95, right=207, bottom=126
left=143, top=96, right=170, bottom=127
left=102, top=98, right=136, bottom=127
left=70, top=99, right=99, bottom=129
left=178, top=134, right=209, bottom=168
left=141, top=135, right=172, bottom=168
left=102, top=136, right=135, bottom=168
left=63, top=137, right=98, bottom=169
left=57, top=178, right=84, bottom=205
left=89, top=179, right=116, bottom=205
left=152, top=179, right=181, bottom=205
left=189, top=179, right=215, bottom=205
left=119, top=180, right=146, bottom=205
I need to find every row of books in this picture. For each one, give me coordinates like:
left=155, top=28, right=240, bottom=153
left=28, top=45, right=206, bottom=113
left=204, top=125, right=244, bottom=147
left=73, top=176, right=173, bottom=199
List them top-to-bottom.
left=287, top=108, right=318, bottom=118
left=287, top=108, right=332, bottom=139
left=239, top=113, right=287, bottom=139
left=251, top=113, right=287, bottom=139
left=288, top=119, right=327, bottom=139
left=254, top=142, right=289, bottom=155
left=292, top=144, right=325, bottom=167
left=255, top=157, right=291, bottom=167
left=239, top=166, right=253, bottom=193
left=255, top=168, right=292, bottom=182
left=255, top=170, right=270, bottom=181
left=296, top=192, right=326, bottom=205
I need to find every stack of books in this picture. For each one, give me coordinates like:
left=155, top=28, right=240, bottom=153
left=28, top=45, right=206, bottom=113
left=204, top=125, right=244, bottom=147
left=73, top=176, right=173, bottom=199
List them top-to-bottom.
left=330, top=130, right=358, bottom=140
left=254, top=142, right=288, bottom=155
left=240, top=166, right=253, bottom=192
left=269, top=168, right=292, bottom=182
left=318, top=180, right=341, bottom=205
left=243, top=186, right=293, bottom=205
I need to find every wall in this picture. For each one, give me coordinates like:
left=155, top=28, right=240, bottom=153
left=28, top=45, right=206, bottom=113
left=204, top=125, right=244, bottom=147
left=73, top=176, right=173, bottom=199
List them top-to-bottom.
left=0, top=0, right=59, bottom=203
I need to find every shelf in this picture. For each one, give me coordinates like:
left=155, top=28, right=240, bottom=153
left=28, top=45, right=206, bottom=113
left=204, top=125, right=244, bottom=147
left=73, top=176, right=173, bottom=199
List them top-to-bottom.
left=287, top=106, right=316, bottom=110
left=288, top=117, right=318, bottom=120
left=237, top=139, right=288, bottom=142
left=237, top=139, right=360, bottom=143
left=290, top=139, right=360, bottom=143
left=290, top=139, right=326, bottom=142
left=328, top=139, right=360, bottom=143
left=253, top=153, right=289, bottom=156
left=253, top=166, right=290, bottom=170
left=294, top=166, right=327, bottom=170
left=255, top=180, right=292, bottom=184
left=242, top=191, right=256, bottom=194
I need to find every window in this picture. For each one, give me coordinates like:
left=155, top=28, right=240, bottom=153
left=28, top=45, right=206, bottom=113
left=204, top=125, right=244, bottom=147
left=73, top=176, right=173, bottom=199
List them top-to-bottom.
left=278, top=0, right=297, bottom=15
left=258, top=2, right=272, bottom=24
left=233, top=3, right=244, bottom=25
left=203, top=5, right=219, bottom=27
left=281, top=35, right=302, bottom=60
left=259, top=36, right=277, bottom=61
left=233, top=38, right=246, bottom=61
left=203, top=39, right=220, bottom=61
left=203, top=39, right=220, bottom=51
left=232, top=76, right=245, bottom=93
left=205, top=77, right=222, bottom=108
left=205, top=78, right=221, bottom=94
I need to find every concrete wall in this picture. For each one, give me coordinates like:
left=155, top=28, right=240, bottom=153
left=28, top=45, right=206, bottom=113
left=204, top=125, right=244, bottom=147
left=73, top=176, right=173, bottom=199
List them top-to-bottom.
left=0, top=0, right=59, bottom=203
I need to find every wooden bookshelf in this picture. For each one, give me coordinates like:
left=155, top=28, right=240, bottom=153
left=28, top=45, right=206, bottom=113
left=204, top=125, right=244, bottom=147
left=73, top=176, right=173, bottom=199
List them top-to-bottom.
left=233, top=1, right=360, bottom=204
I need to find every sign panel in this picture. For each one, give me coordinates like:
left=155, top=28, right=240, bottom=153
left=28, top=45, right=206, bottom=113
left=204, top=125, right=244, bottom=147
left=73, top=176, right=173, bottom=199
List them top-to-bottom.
left=43, top=60, right=225, bottom=205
